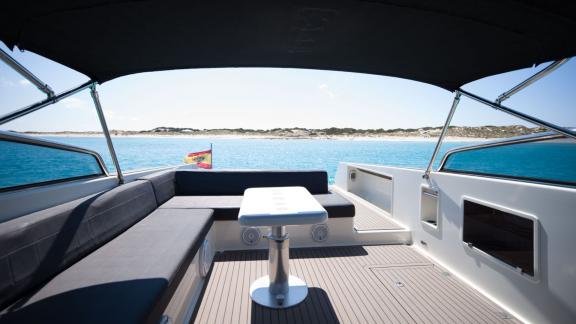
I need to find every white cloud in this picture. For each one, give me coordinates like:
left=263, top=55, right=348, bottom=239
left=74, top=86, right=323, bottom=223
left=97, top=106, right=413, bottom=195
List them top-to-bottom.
left=0, top=78, right=16, bottom=87
left=1, top=78, right=39, bottom=88
left=19, top=79, right=32, bottom=87
left=318, top=83, right=336, bottom=99
left=61, top=97, right=90, bottom=110
left=103, top=108, right=128, bottom=121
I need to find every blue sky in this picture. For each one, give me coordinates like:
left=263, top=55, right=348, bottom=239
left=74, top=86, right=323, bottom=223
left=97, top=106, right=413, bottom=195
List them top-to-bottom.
left=1, top=42, right=575, bottom=132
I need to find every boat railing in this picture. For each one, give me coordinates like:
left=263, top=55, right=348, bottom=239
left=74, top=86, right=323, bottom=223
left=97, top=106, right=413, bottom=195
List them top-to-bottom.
left=0, top=49, right=123, bottom=184
left=423, top=58, right=576, bottom=179
left=0, top=130, right=109, bottom=176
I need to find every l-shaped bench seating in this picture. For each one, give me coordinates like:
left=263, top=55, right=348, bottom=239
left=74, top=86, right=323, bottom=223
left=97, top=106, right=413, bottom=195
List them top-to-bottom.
left=0, top=170, right=354, bottom=323
left=143, top=170, right=356, bottom=220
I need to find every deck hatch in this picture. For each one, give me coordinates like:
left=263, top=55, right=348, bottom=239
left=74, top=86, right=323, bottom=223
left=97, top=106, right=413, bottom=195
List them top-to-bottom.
left=371, top=265, right=517, bottom=323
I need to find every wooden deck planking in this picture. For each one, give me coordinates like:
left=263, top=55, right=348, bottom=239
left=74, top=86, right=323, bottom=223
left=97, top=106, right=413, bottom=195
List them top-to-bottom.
left=341, top=191, right=404, bottom=231
left=192, top=245, right=520, bottom=324
left=373, top=265, right=516, bottom=324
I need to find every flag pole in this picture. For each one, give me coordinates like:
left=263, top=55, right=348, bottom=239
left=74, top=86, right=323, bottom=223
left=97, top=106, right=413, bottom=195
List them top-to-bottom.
left=210, top=143, right=213, bottom=169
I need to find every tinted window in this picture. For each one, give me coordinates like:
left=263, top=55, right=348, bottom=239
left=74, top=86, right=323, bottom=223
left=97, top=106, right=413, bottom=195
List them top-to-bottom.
left=442, top=138, right=576, bottom=186
left=0, top=140, right=105, bottom=190
left=463, top=200, right=534, bottom=276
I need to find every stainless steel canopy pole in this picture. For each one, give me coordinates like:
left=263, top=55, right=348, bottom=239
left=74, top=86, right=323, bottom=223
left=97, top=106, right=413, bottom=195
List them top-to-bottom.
left=0, top=47, right=55, bottom=98
left=495, top=58, right=570, bottom=104
left=0, top=81, right=93, bottom=125
left=89, top=84, right=124, bottom=184
left=459, top=89, right=576, bottom=141
left=423, top=91, right=461, bottom=179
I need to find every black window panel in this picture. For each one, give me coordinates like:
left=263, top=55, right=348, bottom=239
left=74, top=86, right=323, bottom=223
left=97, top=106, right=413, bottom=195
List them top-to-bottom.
left=463, top=200, right=534, bottom=276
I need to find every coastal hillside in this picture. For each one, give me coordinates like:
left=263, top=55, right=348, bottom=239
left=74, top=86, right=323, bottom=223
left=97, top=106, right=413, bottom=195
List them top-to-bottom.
left=21, top=125, right=547, bottom=139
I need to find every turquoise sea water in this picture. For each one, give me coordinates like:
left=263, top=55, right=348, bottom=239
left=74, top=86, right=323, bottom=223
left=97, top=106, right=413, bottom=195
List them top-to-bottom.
left=1, top=136, right=575, bottom=189
left=47, top=137, right=468, bottom=180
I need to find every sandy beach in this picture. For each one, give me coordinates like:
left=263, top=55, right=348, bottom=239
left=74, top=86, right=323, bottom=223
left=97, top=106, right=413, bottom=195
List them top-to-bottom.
left=23, top=133, right=494, bottom=142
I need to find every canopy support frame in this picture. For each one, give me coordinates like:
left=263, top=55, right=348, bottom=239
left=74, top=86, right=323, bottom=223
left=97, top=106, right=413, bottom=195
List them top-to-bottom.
left=0, top=47, right=55, bottom=98
left=424, top=58, right=575, bottom=179
left=495, top=58, right=570, bottom=104
left=0, top=71, right=124, bottom=184
left=0, top=80, right=94, bottom=125
left=90, top=84, right=124, bottom=184
left=424, top=88, right=576, bottom=179
left=459, top=89, right=576, bottom=141
left=423, top=91, right=461, bottom=179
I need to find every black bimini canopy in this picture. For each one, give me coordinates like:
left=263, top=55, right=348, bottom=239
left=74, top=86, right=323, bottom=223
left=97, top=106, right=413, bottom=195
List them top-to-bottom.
left=1, top=0, right=575, bottom=90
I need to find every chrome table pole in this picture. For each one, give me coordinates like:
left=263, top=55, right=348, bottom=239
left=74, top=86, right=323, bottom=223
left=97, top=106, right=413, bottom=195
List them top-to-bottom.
left=249, top=225, right=308, bottom=308
left=268, top=226, right=290, bottom=303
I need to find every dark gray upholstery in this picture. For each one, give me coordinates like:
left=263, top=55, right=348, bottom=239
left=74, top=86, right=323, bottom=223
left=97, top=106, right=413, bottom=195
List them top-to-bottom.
left=0, top=169, right=345, bottom=321
left=138, top=170, right=176, bottom=205
left=175, top=170, right=329, bottom=195
left=0, top=181, right=157, bottom=309
left=160, top=192, right=354, bottom=221
left=313, top=193, right=356, bottom=218
left=160, top=196, right=243, bottom=220
left=0, top=208, right=213, bottom=324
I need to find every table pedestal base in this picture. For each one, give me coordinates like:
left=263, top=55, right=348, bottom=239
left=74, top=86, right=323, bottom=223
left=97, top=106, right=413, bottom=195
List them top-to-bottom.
left=249, top=275, right=308, bottom=309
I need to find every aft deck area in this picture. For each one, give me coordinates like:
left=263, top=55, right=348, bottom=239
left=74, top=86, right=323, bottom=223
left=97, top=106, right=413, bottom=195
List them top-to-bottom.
left=345, top=192, right=404, bottom=232
left=192, top=245, right=519, bottom=324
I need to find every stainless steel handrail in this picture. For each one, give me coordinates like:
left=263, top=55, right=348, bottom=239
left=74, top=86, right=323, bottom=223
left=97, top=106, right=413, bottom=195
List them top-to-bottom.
left=0, top=47, right=55, bottom=98
left=0, top=81, right=95, bottom=126
left=0, top=130, right=109, bottom=175
left=437, top=132, right=565, bottom=170
left=355, top=167, right=393, bottom=180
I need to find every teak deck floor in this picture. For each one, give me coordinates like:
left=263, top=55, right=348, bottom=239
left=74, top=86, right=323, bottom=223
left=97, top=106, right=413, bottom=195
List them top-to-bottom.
left=344, top=193, right=403, bottom=231
left=192, top=245, right=520, bottom=324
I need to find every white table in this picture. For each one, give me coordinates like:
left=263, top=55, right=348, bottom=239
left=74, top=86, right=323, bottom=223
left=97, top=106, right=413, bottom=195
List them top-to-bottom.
left=238, top=186, right=328, bottom=308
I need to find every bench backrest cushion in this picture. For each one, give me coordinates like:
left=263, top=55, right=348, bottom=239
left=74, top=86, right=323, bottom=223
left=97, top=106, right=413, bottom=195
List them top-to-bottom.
left=138, top=170, right=176, bottom=205
left=175, top=170, right=329, bottom=195
left=0, top=180, right=157, bottom=309
left=0, top=209, right=214, bottom=324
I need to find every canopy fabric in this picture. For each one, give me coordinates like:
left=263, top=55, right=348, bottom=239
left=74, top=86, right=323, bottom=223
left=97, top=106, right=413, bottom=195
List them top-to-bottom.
left=1, top=0, right=575, bottom=90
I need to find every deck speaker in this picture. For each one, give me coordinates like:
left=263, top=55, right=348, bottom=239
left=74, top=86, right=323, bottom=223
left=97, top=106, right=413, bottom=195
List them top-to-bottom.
left=350, top=170, right=357, bottom=181
left=311, top=224, right=329, bottom=242
left=242, top=227, right=262, bottom=246
left=199, top=239, right=212, bottom=277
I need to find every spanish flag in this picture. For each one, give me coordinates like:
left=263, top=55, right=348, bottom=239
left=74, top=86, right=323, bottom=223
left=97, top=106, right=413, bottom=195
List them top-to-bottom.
left=184, top=148, right=212, bottom=169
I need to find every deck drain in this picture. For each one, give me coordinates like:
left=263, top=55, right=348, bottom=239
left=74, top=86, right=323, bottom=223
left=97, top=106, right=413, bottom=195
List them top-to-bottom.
left=395, top=281, right=405, bottom=288
left=497, top=312, right=514, bottom=320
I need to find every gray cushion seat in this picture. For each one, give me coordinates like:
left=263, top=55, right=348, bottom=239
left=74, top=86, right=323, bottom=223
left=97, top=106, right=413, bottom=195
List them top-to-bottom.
left=0, top=169, right=352, bottom=323
left=142, top=169, right=355, bottom=221
left=0, top=180, right=158, bottom=310
left=159, top=192, right=355, bottom=220
left=313, top=193, right=356, bottom=218
left=160, top=195, right=243, bottom=220
left=0, top=208, right=213, bottom=324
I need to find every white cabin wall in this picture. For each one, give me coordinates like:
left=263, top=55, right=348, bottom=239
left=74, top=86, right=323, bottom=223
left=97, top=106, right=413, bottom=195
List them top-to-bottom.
left=335, top=162, right=576, bottom=324
left=335, top=162, right=422, bottom=229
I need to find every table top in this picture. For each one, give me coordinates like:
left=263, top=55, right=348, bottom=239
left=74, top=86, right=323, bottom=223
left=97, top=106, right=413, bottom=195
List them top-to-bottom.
left=238, top=186, right=328, bottom=226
